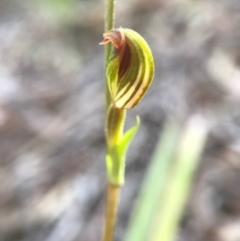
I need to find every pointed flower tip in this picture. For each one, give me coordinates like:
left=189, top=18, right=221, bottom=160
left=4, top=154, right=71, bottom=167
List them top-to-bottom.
left=100, top=29, right=124, bottom=49
left=99, top=38, right=109, bottom=45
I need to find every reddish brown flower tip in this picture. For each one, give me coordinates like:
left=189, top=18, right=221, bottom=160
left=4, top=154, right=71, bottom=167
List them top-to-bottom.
left=100, top=28, right=131, bottom=79
left=99, top=29, right=125, bottom=49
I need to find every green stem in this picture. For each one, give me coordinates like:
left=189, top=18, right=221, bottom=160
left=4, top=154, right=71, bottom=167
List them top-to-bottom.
left=105, top=0, right=116, bottom=110
left=103, top=1, right=119, bottom=241
left=102, top=183, right=121, bottom=241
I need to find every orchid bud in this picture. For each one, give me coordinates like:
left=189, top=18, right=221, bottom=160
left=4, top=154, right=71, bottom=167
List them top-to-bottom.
left=100, top=28, right=155, bottom=109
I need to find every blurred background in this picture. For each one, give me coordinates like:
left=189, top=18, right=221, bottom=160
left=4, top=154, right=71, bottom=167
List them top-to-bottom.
left=0, top=0, right=240, bottom=241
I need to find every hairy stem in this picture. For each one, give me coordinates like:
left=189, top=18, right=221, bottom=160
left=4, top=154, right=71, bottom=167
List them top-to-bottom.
left=102, top=183, right=120, bottom=241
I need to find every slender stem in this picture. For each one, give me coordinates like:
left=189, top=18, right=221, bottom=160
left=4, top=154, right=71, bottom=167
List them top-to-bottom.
left=105, top=0, right=116, bottom=110
left=105, top=0, right=115, bottom=32
left=103, top=1, right=119, bottom=241
left=102, top=183, right=120, bottom=241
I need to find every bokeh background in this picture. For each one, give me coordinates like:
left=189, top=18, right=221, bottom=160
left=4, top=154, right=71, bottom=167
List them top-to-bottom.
left=1, top=0, right=240, bottom=241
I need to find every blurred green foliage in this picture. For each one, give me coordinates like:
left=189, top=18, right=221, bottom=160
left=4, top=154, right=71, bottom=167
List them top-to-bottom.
left=41, top=0, right=76, bottom=22
left=125, top=116, right=208, bottom=241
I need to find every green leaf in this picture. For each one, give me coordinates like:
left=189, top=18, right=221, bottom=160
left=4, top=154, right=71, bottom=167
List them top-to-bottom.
left=117, top=115, right=140, bottom=157
left=106, top=116, right=140, bottom=185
